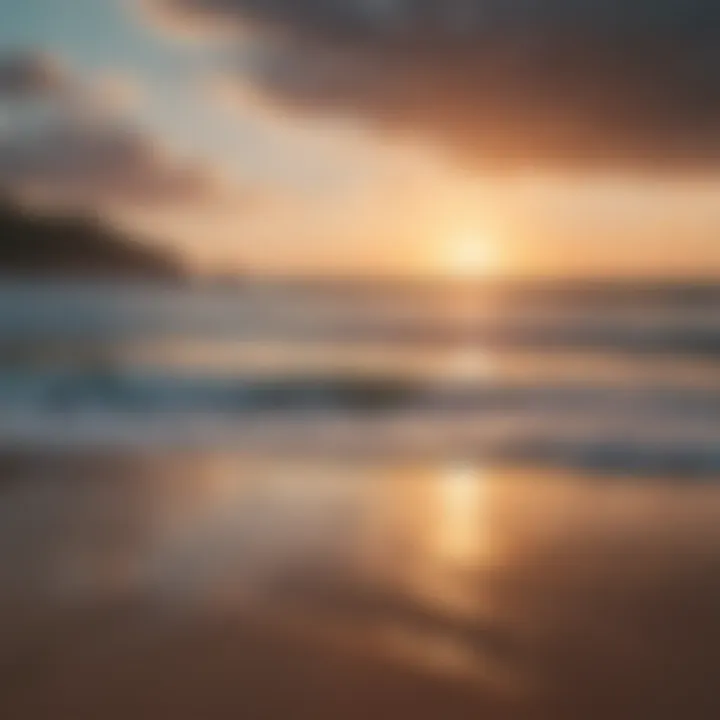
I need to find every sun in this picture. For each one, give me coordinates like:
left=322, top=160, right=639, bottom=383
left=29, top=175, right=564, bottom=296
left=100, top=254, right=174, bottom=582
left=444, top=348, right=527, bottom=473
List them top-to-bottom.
left=442, top=231, right=499, bottom=278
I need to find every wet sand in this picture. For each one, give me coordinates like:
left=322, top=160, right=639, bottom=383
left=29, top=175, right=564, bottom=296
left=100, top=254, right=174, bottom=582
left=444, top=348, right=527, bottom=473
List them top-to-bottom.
left=1, top=453, right=720, bottom=719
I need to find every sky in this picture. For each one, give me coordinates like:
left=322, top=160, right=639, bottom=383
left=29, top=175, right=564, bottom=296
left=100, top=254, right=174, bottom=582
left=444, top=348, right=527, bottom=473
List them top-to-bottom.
left=1, top=0, right=719, bottom=277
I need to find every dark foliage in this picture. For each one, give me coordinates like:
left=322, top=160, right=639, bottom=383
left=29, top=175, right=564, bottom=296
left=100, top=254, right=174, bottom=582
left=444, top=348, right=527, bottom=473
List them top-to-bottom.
left=0, top=197, right=183, bottom=279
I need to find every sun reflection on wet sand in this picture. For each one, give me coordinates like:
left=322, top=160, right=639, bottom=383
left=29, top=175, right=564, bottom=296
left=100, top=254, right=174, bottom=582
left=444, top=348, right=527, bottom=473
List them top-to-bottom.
left=368, top=462, right=497, bottom=622
left=432, top=462, right=491, bottom=565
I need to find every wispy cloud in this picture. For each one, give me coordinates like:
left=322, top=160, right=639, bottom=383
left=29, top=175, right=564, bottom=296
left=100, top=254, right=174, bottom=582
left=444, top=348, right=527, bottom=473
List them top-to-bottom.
left=0, top=51, right=221, bottom=210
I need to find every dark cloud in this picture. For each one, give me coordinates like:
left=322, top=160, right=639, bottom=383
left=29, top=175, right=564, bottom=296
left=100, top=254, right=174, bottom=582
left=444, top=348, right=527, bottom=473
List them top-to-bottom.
left=152, top=0, right=720, bottom=170
left=0, top=51, right=218, bottom=208
left=0, top=52, right=69, bottom=99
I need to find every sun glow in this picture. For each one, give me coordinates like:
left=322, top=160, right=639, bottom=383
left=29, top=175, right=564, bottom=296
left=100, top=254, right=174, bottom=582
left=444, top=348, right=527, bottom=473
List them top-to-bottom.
left=442, top=231, right=499, bottom=278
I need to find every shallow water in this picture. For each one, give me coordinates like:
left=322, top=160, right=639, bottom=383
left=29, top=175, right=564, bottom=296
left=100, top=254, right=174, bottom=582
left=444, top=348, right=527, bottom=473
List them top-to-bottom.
left=2, top=281, right=720, bottom=472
